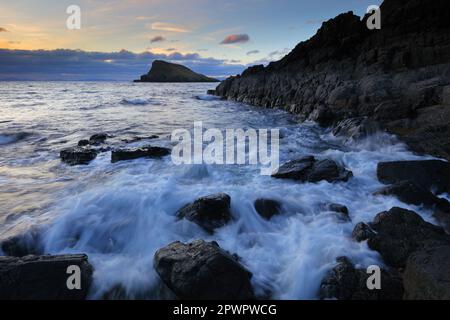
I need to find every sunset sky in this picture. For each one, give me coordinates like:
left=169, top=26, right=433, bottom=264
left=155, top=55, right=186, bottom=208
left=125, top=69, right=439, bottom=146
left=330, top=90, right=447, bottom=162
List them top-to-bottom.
left=0, top=0, right=381, bottom=80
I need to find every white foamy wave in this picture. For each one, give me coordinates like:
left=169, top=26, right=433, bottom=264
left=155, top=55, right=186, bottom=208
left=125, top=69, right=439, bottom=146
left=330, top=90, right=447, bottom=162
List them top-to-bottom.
left=194, top=94, right=221, bottom=101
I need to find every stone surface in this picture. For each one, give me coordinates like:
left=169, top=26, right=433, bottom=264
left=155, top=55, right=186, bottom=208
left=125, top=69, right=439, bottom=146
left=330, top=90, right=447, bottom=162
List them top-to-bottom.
left=211, top=0, right=450, bottom=160
left=135, top=60, right=219, bottom=83
left=111, top=146, right=171, bottom=163
left=60, top=147, right=97, bottom=165
left=272, top=156, right=352, bottom=183
left=176, top=193, right=232, bottom=233
left=254, top=199, right=282, bottom=220
left=0, top=229, right=43, bottom=257
left=154, top=240, right=254, bottom=300
left=0, top=254, right=93, bottom=300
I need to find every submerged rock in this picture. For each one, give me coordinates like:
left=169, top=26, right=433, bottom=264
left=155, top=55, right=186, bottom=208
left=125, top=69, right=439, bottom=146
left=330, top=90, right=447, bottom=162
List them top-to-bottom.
left=111, top=145, right=171, bottom=163
left=60, top=147, right=97, bottom=165
left=272, top=156, right=352, bottom=183
left=377, top=160, right=450, bottom=194
left=176, top=193, right=232, bottom=233
left=254, top=199, right=282, bottom=220
left=353, top=207, right=450, bottom=268
left=154, top=240, right=254, bottom=300
left=403, top=245, right=450, bottom=300
left=0, top=254, right=93, bottom=300
left=319, top=257, right=403, bottom=300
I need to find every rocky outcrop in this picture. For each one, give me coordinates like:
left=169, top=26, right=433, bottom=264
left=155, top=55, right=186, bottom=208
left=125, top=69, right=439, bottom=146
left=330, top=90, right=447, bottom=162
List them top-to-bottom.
left=211, top=0, right=450, bottom=160
left=135, top=60, right=219, bottom=83
left=60, top=146, right=97, bottom=165
left=111, top=146, right=171, bottom=163
left=272, top=156, right=352, bottom=183
left=176, top=193, right=232, bottom=233
left=254, top=199, right=282, bottom=220
left=0, top=228, right=43, bottom=257
left=153, top=240, right=254, bottom=300
left=0, top=254, right=93, bottom=300
left=319, top=257, right=403, bottom=300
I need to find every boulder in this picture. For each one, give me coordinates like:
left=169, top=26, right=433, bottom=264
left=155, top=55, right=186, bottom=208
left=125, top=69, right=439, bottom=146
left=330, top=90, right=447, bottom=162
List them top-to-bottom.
left=89, top=133, right=108, bottom=145
left=77, top=139, right=90, bottom=147
left=111, top=146, right=171, bottom=163
left=60, top=147, right=97, bottom=165
left=272, top=156, right=352, bottom=183
left=377, top=160, right=450, bottom=194
left=176, top=193, right=232, bottom=233
left=254, top=199, right=282, bottom=220
left=352, top=207, right=450, bottom=268
left=352, top=222, right=375, bottom=242
left=0, top=229, right=43, bottom=256
left=154, top=240, right=254, bottom=300
left=403, top=245, right=450, bottom=300
left=0, top=254, right=93, bottom=300
left=319, top=257, right=403, bottom=300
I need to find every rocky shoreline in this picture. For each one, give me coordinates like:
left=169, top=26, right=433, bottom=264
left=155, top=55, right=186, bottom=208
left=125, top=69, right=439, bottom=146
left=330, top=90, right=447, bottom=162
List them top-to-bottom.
left=209, top=0, right=450, bottom=160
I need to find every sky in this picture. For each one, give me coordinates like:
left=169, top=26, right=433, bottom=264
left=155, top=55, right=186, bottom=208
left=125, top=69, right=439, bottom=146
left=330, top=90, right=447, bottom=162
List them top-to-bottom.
left=0, top=0, right=381, bottom=80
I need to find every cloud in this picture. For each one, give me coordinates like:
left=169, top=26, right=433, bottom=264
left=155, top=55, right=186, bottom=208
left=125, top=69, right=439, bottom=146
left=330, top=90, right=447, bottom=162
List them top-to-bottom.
left=150, top=22, right=190, bottom=33
left=0, top=27, right=8, bottom=32
left=220, top=34, right=250, bottom=45
left=150, top=36, right=166, bottom=43
left=0, top=49, right=245, bottom=81
left=246, top=50, right=259, bottom=55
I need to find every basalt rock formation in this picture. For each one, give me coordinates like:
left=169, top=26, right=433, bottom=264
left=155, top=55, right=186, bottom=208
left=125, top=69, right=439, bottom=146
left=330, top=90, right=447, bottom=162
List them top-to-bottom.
left=211, top=0, right=450, bottom=160
left=135, top=60, right=219, bottom=83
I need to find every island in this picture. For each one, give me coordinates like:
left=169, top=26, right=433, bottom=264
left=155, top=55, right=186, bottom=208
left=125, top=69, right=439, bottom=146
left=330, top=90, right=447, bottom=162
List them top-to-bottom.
left=134, top=60, right=219, bottom=83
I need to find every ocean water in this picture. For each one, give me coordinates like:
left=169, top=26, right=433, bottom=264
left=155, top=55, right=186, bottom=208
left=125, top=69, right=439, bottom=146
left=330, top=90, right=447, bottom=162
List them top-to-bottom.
left=0, top=81, right=438, bottom=299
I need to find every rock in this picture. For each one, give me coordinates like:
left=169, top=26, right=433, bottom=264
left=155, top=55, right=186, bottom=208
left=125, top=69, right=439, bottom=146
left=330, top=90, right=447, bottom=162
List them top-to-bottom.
left=212, top=0, right=450, bottom=161
left=135, top=60, right=219, bottom=83
left=332, top=117, right=381, bottom=140
left=89, top=133, right=108, bottom=145
left=121, top=135, right=159, bottom=144
left=77, top=139, right=90, bottom=147
left=111, top=146, right=171, bottom=163
left=60, top=147, right=97, bottom=165
left=272, top=156, right=352, bottom=183
left=377, top=160, right=450, bottom=194
left=374, top=180, right=450, bottom=210
left=176, top=193, right=232, bottom=233
left=254, top=199, right=282, bottom=220
left=321, top=203, right=350, bottom=221
left=353, top=207, right=450, bottom=268
left=352, top=222, right=375, bottom=242
left=0, top=229, right=43, bottom=256
left=153, top=240, right=254, bottom=300
left=403, top=245, right=450, bottom=300
left=0, top=254, right=93, bottom=300
left=319, top=257, right=403, bottom=300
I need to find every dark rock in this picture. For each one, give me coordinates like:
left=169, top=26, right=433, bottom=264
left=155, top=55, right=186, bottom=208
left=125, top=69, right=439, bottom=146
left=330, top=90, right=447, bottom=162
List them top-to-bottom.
left=135, top=60, right=219, bottom=83
left=207, top=89, right=216, bottom=95
left=332, top=117, right=381, bottom=140
left=89, top=133, right=108, bottom=145
left=121, top=135, right=159, bottom=144
left=77, top=139, right=90, bottom=147
left=111, top=146, right=171, bottom=163
left=60, top=147, right=97, bottom=165
left=272, top=156, right=352, bottom=183
left=377, top=160, right=450, bottom=194
left=176, top=193, right=232, bottom=233
left=254, top=199, right=282, bottom=220
left=321, top=203, right=350, bottom=221
left=353, top=207, right=450, bottom=268
left=352, top=222, right=375, bottom=242
left=0, top=229, right=43, bottom=257
left=154, top=240, right=254, bottom=300
left=403, top=245, right=450, bottom=300
left=0, top=254, right=93, bottom=300
left=319, top=256, right=403, bottom=300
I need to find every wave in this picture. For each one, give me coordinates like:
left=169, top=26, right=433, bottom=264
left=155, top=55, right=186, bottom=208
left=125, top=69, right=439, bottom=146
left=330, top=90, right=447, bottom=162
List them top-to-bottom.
left=194, top=94, right=221, bottom=101
left=120, top=98, right=158, bottom=106
left=0, top=132, right=32, bottom=145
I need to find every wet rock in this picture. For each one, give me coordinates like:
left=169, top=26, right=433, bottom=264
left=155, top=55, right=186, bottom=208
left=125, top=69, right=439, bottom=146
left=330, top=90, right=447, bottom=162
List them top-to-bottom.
left=332, top=117, right=381, bottom=140
left=89, top=133, right=108, bottom=145
left=121, top=135, right=159, bottom=144
left=77, top=139, right=90, bottom=147
left=111, top=145, right=171, bottom=163
left=60, top=147, right=97, bottom=165
left=272, top=156, right=352, bottom=183
left=377, top=160, right=450, bottom=194
left=374, top=180, right=450, bottom=209
left=176, top=193, right=232, bottom=233
left=254, top=199, right=282, bottom=220
left=321, top=203, right=350, bottom=221
left=353, top=207, right=450, bottom=268
left=352, top=222, right=375, bottom=242
left=0, top=229, right=43, bottom=257
left=154, top=240, right=254, bottom=300
left=403, top=245, right=450, bottom=300
left=0, top=254, right=93, bottom=300
left=319, top=257, right=403, bottom=300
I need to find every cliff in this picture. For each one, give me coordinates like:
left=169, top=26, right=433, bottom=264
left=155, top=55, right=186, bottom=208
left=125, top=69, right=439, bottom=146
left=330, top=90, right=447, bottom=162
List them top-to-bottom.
left=212, top=0, right=450, bottom=160
left=135, top=60, right=219, bottom=83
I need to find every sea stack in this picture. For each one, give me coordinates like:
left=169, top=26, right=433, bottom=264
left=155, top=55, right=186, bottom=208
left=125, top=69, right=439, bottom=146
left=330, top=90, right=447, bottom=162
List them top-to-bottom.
left=134, top=60, right=219, bottom=83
